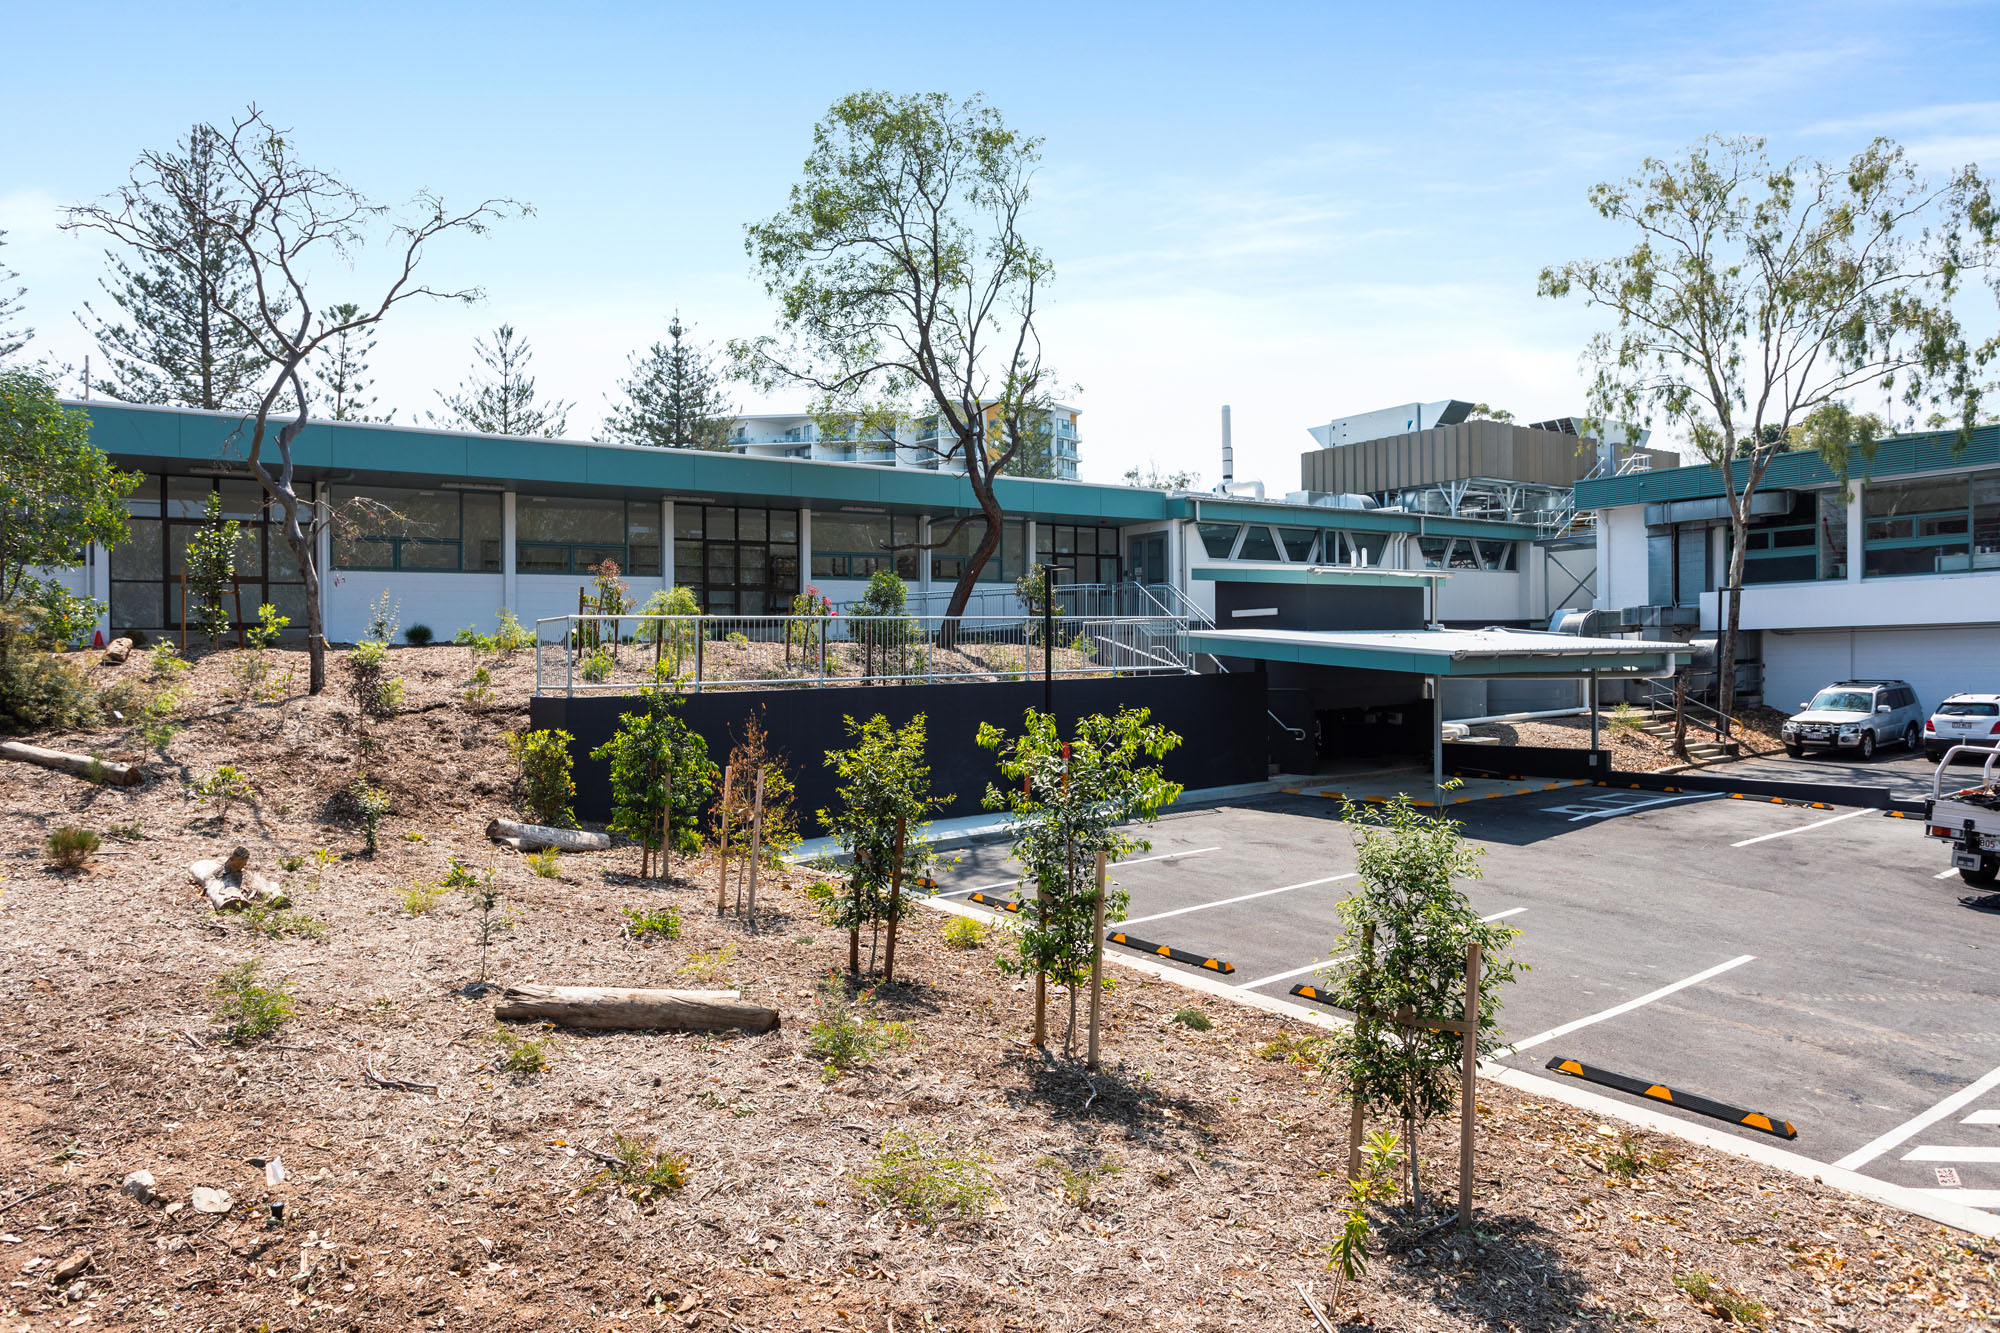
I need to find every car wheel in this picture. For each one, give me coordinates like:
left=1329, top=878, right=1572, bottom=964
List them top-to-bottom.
left=1904, top=724, right=1920, bottom=751
left=1859, top=730, right=1876, bottom=760
left=1785, top=744, right=1804, bottom=758
left=1962, top=856, right=2000, bottom=888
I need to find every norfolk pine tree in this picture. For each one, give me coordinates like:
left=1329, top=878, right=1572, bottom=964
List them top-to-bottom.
left=65, top=106, right=521, bottom=696
left=78, top=124, right=273, bottom=409
left=1541, top=135, right=1997, bottom=726
left=0, top=231, right=29, bottom=363
left=314, top=302, right=392, bottom=421
left=605, top=315, right=735, bottom=449
left=432, top=324, right=571, bottom=437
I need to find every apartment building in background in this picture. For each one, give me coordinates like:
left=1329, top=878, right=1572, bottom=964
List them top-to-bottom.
left=727, top=402, right=1081, bottom=480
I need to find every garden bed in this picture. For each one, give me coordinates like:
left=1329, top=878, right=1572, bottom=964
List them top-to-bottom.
left=0, top=643, right=1991, bottom=1330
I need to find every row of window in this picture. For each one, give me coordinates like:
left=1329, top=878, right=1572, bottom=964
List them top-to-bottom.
left=1728, top=472, right=2000, bottom=585
left=1194, top=521, right=1518, bottom=571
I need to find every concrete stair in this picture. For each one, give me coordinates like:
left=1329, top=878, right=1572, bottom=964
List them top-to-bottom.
left=1632, top=712, right=1732, bottom=764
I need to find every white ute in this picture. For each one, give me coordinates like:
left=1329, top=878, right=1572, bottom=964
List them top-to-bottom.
left=1926, top=746, right=2000, bottom=886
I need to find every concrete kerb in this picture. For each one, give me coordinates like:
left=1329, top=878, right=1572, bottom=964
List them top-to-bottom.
left=920, top=887, right=2000, bottom=1242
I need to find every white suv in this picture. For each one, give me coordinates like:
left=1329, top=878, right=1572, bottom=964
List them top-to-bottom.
left=1782, top=680, right=1925, bottom=760
left=1925, top=694, right=2000, bottom=760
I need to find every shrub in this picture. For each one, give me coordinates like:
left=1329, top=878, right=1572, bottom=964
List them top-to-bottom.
left=183, top=493, right=239, bottom=649
left=20, top=577, right=104, bottom=650
left=364, top=591, right=401, bottom=646
left=245, top=601, right=289, bottom=650
left=458, top=608, right=535, bottom=659
left=0, top=609, right=99, bottom=734
left=405, top=624, right=434, bottom=647
left=346, top=638, right=401, bottom=717
left=146, top=642, right=188, bottom=681
left=579, top=648, right=614, bottom=683
left=464, top=665, right=494, bottom=707
left=137, top=688, right=184, bottom=750
left=590, top=693, right=716, bottom=874
left=713, top=711, right=802, bottom=867
left=819, top=713, right=948, bottom=980
left=505, top=729, right=576, bottom=828
left=192, top=765, right=257, bottom=819
left=349, top=779, right=391, bottom=853
left=45, top=826, right=100, bottom=869
left=525, top=847, right=560, bottom=879
left=464, top=879, right=512, bottom=986
left=398, top=880, right=446, bottom=915
left=243, top=903, right=326, bottom=940
left=622, top=905, right=681, bottom=942
left=942, top=916, right=986, bottom=950
left=676, top=944, right=736, bottom=985
left=211, top=959, right=294, bottom=1044
left=806, top=977, right=912, bottom=1078
left=1170, top=1006, right=1212, bottom=1032
left=489, top=1025, right=551, bottom=1076
left=1256, top=1030, right=1327, bottom=1066
left=857, top=1130, right=998, bottom=1226
left=1605, top=1131, right=1671, bottom=1179
left=585, top=1132, right=692, bottom=1204
left=1033, top=1154, right=1119, bottom=1209
left=1673, top=1272, right=1766, bottom=1324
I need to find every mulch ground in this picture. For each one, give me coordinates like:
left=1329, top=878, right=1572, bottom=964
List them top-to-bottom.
left=0, top=643, right=1993, bottom=1330
left=1472, top=706, right=1795, bottom=774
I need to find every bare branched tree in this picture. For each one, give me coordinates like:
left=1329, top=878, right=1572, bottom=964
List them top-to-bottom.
left=732, top=91, right=1068, bottom=624
left=66, top=106, right=522, bottom=694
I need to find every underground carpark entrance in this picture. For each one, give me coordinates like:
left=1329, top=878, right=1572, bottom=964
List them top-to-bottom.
left=1186, top=565, right=1689, bottom=806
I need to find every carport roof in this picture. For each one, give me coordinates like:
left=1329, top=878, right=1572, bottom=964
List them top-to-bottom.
left=1182, top=626, right=1687, bottom=678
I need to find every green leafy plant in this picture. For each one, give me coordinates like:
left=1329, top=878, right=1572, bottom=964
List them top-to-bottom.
left=183, top=492, right=239, bottom=650
left=850, top=570, right=920, bottom=679
left=20, top=577, right=104, bottom=650
left=635, top=585, right=702, bottom=676
left=364, top=590, right=401, bottom=646
left=245, top=600, right=289, bottom=650
left=0, top=608, right=100, bottom=733
left=404, top=623, right=433, bottom=647
left=346, top=638, right=401, bottom=717
left=146, top=642, right=188, bottom=681
left=579, top=647, right=615, bottom=683
left=464, top=664, right=494, bottom=707
left=137, top=688, right=184, bottom=750
left=589, top=689, right=716, bottom=876
left=1606, top=702, right=1645, bottom=737
left=978, top=707, right=1182, bottom=1055
left=713, top=711, right=802, bottom=870
left=818, top=713, right=948, bottom=980
left=505, top=728, right=576, bottom=827
left=192, top=765, right=257, bottom=820
left=349, top=779, right=391, bottom=853
left=1324, top=792, right=1523, bottom=1208
left=105, top=819, right=146, bottom=842
left=45, top=825, right=100, bottom=869
left=403, top=829, right=424, bottom=843
left=525, top=847, right=560, bottom=879
left=279, top=853, right=305, bottom=872
left=464, top=878, right=511, bottom=987
left=398, top=879, right=446, bottom=916
left=242, top=902, right=326, bottom=940
left=622, top=905, right=681, bottom=942
left=941, top=916, right=986, bottom=950
left=675, top=944, right=736, bottom=985
left=211, top=959, right=294, bottom=1044
left=806, top=976, right=912, bottom=1078
left=1170, top=1006, right=1212, bottom=1032
left=489, top=1025, right=551, bottom=1076
left=1256, top=1030, right=1328, bottom=1066
left=856, top=1130, right=998, bottom=1227
left=1323, top=1130, right=1402, bottom=1312
left=1604, top=1131, right=1672, bottom=1180
left=584, top=1132, right=692, bottom=1204
left=1033, top=1154, right=1119, bottom=1210
left=1674, top=1272, right=1766, bottom=1325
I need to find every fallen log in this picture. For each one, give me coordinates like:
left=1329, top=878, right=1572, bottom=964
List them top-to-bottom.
left=0, top=741, right=142, bottom=787
left=485, top=819, right=611, bottom=852
left=188, top=846, right=286, bottom=911
left=494, top=984, right=776, bottom=1034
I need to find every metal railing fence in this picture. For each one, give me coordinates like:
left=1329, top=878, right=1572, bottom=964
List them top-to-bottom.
left=534, top=613, right=1192, bottom=696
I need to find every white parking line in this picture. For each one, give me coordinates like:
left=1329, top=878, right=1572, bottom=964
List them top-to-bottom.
left=1730, top=808, right=1871, bottom=847
left=1113, top=846, right=1220, bottom=868
left=1937, top=867, right=1965, bottom=880
left=1118, top=873, right=1356, bottom=928
left=936, top=878, right=1025, bottom=899
left=1233, top=908, right=1528, bottom=991
left=1507, top=954, right=1757, bottom=1054
left=1834, top=1062, right=2000, bottom=1171
left=1964, top=1110, right=2000, bottom=1126
left=1903, top=1146, right=2000, bottom=1163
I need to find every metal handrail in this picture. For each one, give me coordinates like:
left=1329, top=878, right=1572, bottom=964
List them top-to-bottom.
left=1636, top=679, right=1740, bottom=739
left=1932, top=745, right=2000, bottom=801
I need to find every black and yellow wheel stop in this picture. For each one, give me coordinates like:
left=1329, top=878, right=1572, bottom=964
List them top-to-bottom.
left=1545, top=1056, right=1797, bottom=1140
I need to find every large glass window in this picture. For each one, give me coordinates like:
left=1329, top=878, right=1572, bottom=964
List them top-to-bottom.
left=110, top=475, right=312, bottom=636
left=1864, top=476, right=1975, bottom=577
left=1975, top=477, right=2000, bottom=571
left=334, top=485, right=503, bottom=572
left=1816, top=491, right=1849, bottom=580
left=516, top=495, right=630, bottom=574
left=678, top=506, right=801, bottom=614
left=1738, top=509, right=1817, bottom=585
left=809, top=511, right=918, bottom=580
left=931, top=518, right=1008, bottom=583
left=1195, top=522, right=1239, bottom=558
left=1035, top=524, right=1121, bottom=585
left=1236, top=525, right=1279, bottom=562
left=1276, top=527, right=1318, bottom=562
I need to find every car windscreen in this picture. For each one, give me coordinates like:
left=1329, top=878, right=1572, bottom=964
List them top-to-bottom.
left=1808, top=690, right=1873, bottom=712
left=1939, top=701, right=2000, bottom=717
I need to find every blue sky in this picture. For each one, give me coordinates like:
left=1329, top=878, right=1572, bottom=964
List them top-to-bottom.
left=4, top=0, right=1997, bottom=486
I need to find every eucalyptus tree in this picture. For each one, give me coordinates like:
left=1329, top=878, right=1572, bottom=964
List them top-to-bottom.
left=734, top=91, right=1067, bottom=622
left=66, top=105, right=522, bottom=695
left=1541, top=135, right=1995, bottom=723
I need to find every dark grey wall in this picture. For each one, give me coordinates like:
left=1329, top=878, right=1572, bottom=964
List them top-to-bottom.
left=1214, top=580, right=1424, bottom=631
left=530, top=670, right=1271, bottom=825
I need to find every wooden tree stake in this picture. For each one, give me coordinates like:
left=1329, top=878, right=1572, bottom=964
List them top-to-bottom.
left=231, top=568, right=245, bottom=650
left=660, top=764, right=673, bottom=881
left=715, top=764, right=734, bottom=915
left=743, top=767, right=766, bottom=923
left=883, top=816, right=907, bottom=982
left=1086, top=849, right=1107, bottom=1071
left=1347, top=923, right=1375, bottom=1184
left=1459, top=938, right=1482, bottom=1228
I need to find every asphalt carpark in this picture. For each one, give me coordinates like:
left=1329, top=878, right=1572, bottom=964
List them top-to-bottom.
left=934, top=765, right=2000, bottom=1218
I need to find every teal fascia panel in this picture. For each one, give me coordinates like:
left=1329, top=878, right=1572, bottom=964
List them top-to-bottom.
left=1574, top=423, right=2000, bottom=511
left=1175, top=497, right=1537, bottom=539
left=1191, top=565, right=1441, bottom=588
left=1182, top=631, right=1678, bottom=678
